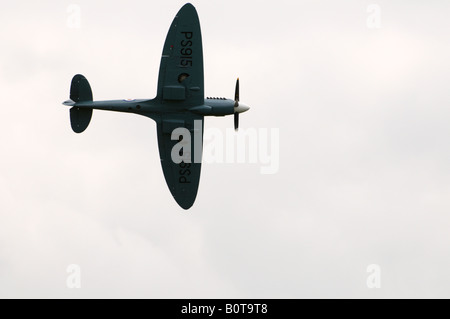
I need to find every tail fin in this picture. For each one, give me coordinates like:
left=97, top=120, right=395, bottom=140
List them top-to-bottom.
left=68, top=74, right=93, bottom=133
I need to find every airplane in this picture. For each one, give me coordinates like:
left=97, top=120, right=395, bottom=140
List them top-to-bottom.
left=62, top=3, right=250, bottom=210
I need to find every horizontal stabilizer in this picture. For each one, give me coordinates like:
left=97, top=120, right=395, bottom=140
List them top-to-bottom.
left=67, top=74, right=93, bottom=133
left=70, top=74, right=93, bottom=102
left=70, top=107, right=92, bottom=133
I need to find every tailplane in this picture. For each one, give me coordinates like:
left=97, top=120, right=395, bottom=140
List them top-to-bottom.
left=65, top=74, right=93, bottom=133
left=70, top=107, right=92, bottom=133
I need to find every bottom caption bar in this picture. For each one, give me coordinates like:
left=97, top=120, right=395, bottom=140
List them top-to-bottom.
left=145, top=300, right=304, bottom=317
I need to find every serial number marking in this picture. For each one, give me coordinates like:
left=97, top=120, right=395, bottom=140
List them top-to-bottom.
left=180, top=31, right=193, bottom=67
left=178, top=161, right=191, bottom=184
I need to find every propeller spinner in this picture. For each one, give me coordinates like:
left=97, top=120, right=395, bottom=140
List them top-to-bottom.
left=233, top=78, right=250, bottom=131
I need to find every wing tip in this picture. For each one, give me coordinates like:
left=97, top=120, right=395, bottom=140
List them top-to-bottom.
left=179, top=3, right=197, bottom=15
left=172, top=186, right=199, bottom=210
left=175, top=195, right=197, bottom=210
left=175, top=199, right=195, bottom=210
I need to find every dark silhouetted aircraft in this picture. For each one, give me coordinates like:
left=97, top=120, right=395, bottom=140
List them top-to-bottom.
left=63, top=3, right=250, bottom=209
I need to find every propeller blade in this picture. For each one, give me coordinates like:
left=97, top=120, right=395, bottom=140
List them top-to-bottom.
left=234, top=78, right=239, bottom=103
left=234, top=113, right=239, bottom=131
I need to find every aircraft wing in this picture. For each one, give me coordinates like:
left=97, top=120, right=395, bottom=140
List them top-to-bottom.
left=156, top=3, right=204, bottom=107
left=156, top=114, right=204, bottom=209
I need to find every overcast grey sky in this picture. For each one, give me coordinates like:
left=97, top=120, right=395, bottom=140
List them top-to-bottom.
left=1, top=0, right=450, bottom=298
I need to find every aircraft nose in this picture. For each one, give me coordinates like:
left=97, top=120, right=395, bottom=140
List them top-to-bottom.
left=235, top=102, right=250, bottom=113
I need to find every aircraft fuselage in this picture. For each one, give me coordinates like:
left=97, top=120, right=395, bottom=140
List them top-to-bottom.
left=63, top=97, right=249, bottom=119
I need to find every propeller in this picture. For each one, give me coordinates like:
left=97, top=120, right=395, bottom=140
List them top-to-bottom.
left=233, top=77, right=250, bottom=131
left=234, top=78, right=240, bottom=131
